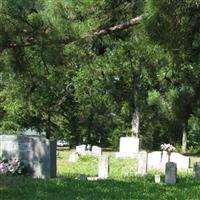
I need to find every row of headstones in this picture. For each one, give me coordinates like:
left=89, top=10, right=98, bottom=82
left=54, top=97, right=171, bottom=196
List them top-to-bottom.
left=76, top=144, right=102, bottom=156
left=68, top=145, right=102, bottom=163
left=137, top=151, right=200, bottom=184
left=91, top=152, right=200, bottom=184
left=138, top=152, right=177, bottom=184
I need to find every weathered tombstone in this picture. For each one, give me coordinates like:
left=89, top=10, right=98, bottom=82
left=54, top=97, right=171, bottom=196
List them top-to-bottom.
left=0, top=135, right=56, bottom=178
left=116, top=137, right=139, bottom=159
left=76, top=145, right=86, bottom=155
left=92, top=145, right=102, bottom=156
left=137, top=151, right=148, bottom=176
left=148, top=151, right=189, bottom=170
left=68, top=152, right=79, bottom=162
left=98, top=155, right=109, bottom=179
left=165, top=162, right=177, bottom=184
left=194, top=162, right=200, bottom=179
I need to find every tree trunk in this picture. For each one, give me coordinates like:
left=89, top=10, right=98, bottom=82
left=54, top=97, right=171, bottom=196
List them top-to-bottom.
left=131, top=83, right=139, bottom=138
left=131, top=106, right=139, bottom=137
left=87, top=112, right=94, bottom=144
left=46, top=113, right=51, bottom=139
left=181, top=123, right=187, bottom=154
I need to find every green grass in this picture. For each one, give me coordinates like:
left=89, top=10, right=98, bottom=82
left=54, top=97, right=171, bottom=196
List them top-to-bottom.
left=1, top=150, right=200, bottom=200
left=57, top=151, right=137, bottom=179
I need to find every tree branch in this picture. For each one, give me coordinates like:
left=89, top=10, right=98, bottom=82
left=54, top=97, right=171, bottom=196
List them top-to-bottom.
left=3, top=15, right=143, bottom=50
left=94, top=15, right=143, bottom=36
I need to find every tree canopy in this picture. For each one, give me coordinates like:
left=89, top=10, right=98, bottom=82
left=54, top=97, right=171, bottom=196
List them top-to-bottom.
left=0, top=0, right=200, bottom=152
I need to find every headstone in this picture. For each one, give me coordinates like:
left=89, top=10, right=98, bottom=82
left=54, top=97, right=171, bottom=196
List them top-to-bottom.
left=0, top=135, right=56, bottom=178
left=116, top=137, right=139, bottom=159
left=86, top=144, right=91, bottom=151
left=76, top=145, right=86, bottom=155
left=92, top=146, right=102, bottom=156
left=137, top=151, right=148, bottom=176
left=148, top=151, right=189, bottom=170
left=68, top=152, right=79, bottom=162
left=98, top=155, right=109, bottom=179
left=165, top=162, right=177, bottom=184
left=194, top=162, right=200, bottom=179
left=79, top=174, right=87, bottom=180
left=155, top=175, right=161, bottom=183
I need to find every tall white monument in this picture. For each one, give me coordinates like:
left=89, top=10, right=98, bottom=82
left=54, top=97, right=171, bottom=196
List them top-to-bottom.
left=116, top=136, right=139, bottom=159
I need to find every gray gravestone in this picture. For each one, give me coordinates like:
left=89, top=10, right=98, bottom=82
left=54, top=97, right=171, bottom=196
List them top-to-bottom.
left=0, top=135, right=56, bottom=178
left=92, top=145, right=102, bottom=156
left=137, top=151, right=148, bottom=176
left=98, top=155, right=109, bottom=179
left=165, top=162, right=177, bottom=184
left=194, top=162, right=200, bottom=179
left=79, top=174, right=88, bottom=180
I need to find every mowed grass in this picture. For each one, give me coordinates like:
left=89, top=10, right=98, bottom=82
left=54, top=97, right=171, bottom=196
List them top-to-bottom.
left=1, top=150, right=200, bottom=200
left=57, top=151, right=137, bottom=179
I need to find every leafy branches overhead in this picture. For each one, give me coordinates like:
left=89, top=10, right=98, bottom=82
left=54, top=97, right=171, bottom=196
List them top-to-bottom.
left=0, top=0, right=200, bottom=151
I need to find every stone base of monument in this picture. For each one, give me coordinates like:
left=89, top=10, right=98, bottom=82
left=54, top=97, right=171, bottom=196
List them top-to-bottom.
left=116, top=152, right=139, bottom=159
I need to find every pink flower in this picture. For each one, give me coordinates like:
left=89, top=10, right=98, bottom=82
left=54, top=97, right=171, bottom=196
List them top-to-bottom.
left=11, top=158, right=18, bottom=166
left=0, top=163, right=8, bottom=174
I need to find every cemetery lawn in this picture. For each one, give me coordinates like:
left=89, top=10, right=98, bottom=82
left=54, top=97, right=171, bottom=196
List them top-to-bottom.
left=1, top=151, right=200, bottom=200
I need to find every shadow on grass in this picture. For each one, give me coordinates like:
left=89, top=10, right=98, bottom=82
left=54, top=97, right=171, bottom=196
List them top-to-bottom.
left=1, top=175, right=200, bottom=200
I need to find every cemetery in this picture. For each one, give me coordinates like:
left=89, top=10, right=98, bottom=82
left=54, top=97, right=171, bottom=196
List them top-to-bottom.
left=1, top=0, right=200, bottom=199
left=1, top=135, right=200, bottom=199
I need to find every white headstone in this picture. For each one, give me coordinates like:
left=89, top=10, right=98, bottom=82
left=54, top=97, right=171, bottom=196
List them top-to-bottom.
left=116, top=137, right=139, bottom=158
left=76, top=145, right=86, bottom=155
left=92, top=146, right=102, bottom=156
left=137, top=151, right=148, bottom=176
left=148, top=151, right=189, bottom=170
left=68, top=152, right=79, bottom=162
left=98, top=155, right=109, bottom=179
left=155, top=175, right=161, bottom=183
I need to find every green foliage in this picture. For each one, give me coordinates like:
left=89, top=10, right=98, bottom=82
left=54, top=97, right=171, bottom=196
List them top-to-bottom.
left=0, top=0, right=200, bottom=150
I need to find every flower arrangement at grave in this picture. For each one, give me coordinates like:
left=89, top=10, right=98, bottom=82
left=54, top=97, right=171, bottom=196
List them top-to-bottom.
left=161, top=143, right=176, bottom=162
left=0, top=157, right=27, bottom=175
